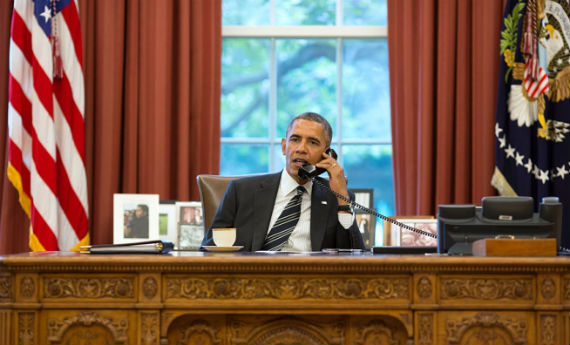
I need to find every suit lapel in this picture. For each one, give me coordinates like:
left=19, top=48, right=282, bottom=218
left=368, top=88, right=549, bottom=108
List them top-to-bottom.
left=251, top=173, right=281, bottom=250
left=310, top=181, right=330, bottom=251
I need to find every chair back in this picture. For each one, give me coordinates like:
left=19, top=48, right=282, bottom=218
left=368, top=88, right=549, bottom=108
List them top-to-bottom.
left=196, top=175, right=240, bottom=232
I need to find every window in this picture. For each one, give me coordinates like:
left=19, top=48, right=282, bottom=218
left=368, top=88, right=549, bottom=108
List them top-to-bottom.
left=221, top=0, right=392, bottom=245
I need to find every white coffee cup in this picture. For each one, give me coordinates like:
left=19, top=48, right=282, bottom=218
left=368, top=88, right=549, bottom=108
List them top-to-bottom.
left=212, top=228, right=236, bottom=247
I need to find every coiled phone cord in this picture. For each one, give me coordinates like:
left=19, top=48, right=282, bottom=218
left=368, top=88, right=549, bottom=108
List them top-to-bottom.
left=311, top=177, right=438, bottom=239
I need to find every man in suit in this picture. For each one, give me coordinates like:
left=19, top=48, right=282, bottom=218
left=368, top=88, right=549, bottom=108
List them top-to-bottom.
left=201, top=112, right=365, bottom=251
left=125, top=204, right=149, bottom=239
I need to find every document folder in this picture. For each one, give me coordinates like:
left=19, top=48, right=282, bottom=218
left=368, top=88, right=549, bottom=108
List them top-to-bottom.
left=81, top=240, right=174, bottom=254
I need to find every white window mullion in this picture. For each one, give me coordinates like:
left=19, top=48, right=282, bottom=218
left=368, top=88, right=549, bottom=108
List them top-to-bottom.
left=270, top=0, right=276, bottom=25
left=337, top=0, right=343, bottom=26
left=222, top=26, right=386, bottom=38
left=336, top=37, right=343, bottom=166
left=269, top=38, right=277, bottom=170
left=222, top=138, right=273, bottom=144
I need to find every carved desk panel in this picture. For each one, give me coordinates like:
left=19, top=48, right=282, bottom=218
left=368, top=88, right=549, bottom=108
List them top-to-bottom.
left=0, top=252, right=568, bottom=345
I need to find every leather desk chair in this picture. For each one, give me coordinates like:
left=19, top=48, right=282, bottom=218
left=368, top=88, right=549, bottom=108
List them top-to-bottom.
left=196, top=175, right=241, bottom=232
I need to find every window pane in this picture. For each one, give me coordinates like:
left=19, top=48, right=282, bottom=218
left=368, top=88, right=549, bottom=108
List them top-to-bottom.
left=222, top=0, right=270, bottom=25
left=276, top=0, right=335, bottom=25
left=343, top=0, right=387, bottom=26
left=221, top=39, right=270, bottom=138
left=275, top=39, right=337, bottom=137
left=342, top=39, right=390, bottom=141
left=220, top=144, right=269, bottom=175
left=271, top=144, right=285, bottom=172
left=343, top=144, right=394, bottom=246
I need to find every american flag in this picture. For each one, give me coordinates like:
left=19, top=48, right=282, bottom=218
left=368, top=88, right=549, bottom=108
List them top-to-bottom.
left=7, top=0, right=89, bottom=251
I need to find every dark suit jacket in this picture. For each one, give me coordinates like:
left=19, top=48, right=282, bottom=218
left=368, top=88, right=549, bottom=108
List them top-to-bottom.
left=201, top=172, right=365, bottom=251
left=126, top=216, right=149, bottom=239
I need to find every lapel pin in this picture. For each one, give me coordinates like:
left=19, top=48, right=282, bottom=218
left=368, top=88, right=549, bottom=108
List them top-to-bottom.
left=321, top=201, right=327, bottom=205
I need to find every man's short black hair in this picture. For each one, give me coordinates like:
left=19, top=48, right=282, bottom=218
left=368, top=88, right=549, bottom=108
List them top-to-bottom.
left=286, top=112, right=333, bottom=146
left=137, top=204, right=149, bottom=215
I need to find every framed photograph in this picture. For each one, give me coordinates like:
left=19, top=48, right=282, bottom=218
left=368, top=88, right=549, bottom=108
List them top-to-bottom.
left=350, top=188, right=374, bottom=209
left=350, top=189, right=375, bottom=249
left=113, top=194, right=159, bottom=244
left=159, top=200, right=178, bottom=246
left=176, top=201, right=204, bottom=250
left=356, top=213, right=376, bottom=249
left=388, top=218, right=437, bottom=247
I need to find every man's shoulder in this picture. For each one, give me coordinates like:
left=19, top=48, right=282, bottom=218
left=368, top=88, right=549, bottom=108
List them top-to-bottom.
left=232, top=172, right=281, bottom=186
left=311, top=176, right=355, bottom=200
left=314, top=176, right=330, bottom=186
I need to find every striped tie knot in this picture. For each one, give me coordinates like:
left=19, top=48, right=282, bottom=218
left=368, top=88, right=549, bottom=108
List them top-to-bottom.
left=262, top=186, right=306, bottom=251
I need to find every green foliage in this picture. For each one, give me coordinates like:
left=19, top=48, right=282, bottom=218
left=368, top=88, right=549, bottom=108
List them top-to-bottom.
left=222, top=0, right=270, bottom=25
left=222, top=0, right=388, bottom=26
left=277, top=0, right=336, bottom=25
left=343, top=0, right=387, bottom=26
left=499, top=0, right=525, bottom=83
left=499, top=2, right=525, bottom=56
left=221, top=39, right=270, bottom=137
left=275, top=39, right=337, bottom=136
left=342, top=39, right=391, bottom=140
left=220, top=145, right=268, bottom=175
left=343, top=145, right=395, bottom=217
left=159, top=215, right=168, bottom=236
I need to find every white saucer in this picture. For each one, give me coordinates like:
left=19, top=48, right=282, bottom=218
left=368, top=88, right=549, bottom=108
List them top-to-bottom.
left=203, top=245, right=243, bottom=252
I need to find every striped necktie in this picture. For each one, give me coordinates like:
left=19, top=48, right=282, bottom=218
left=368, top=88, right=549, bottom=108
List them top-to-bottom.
left=262, top=186, right=306, bottom=251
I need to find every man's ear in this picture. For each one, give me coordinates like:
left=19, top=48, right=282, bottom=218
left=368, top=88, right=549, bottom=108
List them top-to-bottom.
left=281, top=138, right=286, bottom=155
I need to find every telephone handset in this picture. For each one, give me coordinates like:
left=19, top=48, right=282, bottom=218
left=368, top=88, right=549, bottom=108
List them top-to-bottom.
left=298, top=148, right=338, bottom=179
left=298, top=151, right=437, bottom=240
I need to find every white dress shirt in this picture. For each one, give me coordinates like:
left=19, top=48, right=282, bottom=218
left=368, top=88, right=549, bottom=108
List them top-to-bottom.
left=266, top=170, right=352, bottom=251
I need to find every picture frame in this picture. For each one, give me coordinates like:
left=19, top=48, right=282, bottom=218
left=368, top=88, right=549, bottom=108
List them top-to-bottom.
left=350, top=188, right=374, bottom=209
left=350, top=189, right=375, bottom=249
left=113, top=194, right=159, bottom=244
left=159, top=200, right=178, bottom=246
left=175, top=201, right=204, bottom=250
left=356, top=213, right=376, bottom=249
left=388, top=218, right=437, bottom=247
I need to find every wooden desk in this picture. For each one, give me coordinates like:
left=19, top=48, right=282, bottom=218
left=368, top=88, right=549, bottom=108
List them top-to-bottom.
left=0, top=252, right=568, bottom=345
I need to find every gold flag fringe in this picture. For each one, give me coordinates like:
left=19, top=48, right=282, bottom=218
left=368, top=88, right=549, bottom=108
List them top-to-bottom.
left=491, top=167, right=519, bottom=197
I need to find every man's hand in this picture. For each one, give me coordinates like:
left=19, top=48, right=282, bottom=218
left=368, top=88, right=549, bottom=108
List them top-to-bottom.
left=315, top=151, right=350, bottom=205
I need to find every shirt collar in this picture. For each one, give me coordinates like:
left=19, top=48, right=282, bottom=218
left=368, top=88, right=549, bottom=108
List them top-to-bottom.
left=280, top=169, right=312, bottom=197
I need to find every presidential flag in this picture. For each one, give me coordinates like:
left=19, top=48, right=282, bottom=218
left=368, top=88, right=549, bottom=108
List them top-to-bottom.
left=7, top=0, right=89, bottom=251
left=492, top=0, right=570, bottom=249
